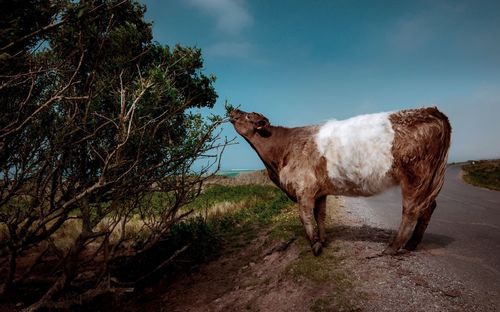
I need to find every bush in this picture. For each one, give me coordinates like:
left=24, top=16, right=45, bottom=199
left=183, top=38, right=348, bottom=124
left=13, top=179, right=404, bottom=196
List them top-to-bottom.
left=0, top=0, right=225, bottom=308
left=110, top=184, right=292, bottom=285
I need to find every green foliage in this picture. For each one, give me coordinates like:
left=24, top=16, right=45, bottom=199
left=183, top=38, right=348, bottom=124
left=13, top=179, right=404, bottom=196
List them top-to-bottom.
left=0, top=0, right=225, bottom=303
left=0, top=0, right=56, bottom=59
left=1, top=0, right=220, bottom=233
left=224, top=100, right=238, bottom=116
left=462, top=160, right=500, bottom=191
left=166, top=217, right=220, bottom=261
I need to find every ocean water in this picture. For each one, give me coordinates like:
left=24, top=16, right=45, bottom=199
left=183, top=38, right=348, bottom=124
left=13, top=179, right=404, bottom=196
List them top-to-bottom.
left=216, top=169, right=259, bottom=177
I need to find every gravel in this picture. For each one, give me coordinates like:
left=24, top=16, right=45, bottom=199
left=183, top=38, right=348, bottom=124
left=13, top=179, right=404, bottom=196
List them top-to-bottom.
left=337, top=196, right=498, bottom=312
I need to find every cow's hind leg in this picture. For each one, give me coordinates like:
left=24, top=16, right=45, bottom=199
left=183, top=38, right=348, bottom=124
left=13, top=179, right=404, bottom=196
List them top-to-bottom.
left=383, top=180, right=421, bottom=255
left=404, top=200, right=437, bottom=251
left=383, top=205, right=418, bottom=255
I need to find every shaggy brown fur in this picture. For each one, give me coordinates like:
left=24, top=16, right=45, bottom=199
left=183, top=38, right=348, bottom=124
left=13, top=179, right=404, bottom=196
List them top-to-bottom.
left=230, top=107, right=451, bottom=256
left=385, top=108, right=451, bottom=254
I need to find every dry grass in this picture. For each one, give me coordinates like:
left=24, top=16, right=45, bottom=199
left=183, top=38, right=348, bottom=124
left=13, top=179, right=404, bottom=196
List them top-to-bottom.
left=462, top=159, right=500, bottom=191
left=208, top=170, right=272, bottom=186
left=233, top=170, right=272, bottom=185
left=0, top=185, right=272, bottom=253
left=20, top=185, right=271, bottom=253
left=191, top=198, right=259, bottom=220
left=95, top=215, right=152, bottom=247
left=0, top=216, right=148, bottom=253
left=0, top=217, right=151, bottom=253
left=0, top=219, right=82, bottom=252
left=50, top=219, right=82, bottom=251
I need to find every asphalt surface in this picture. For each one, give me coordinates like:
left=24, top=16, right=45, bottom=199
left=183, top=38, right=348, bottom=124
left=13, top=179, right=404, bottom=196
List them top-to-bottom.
left=345, top=164, right=500, bottom=303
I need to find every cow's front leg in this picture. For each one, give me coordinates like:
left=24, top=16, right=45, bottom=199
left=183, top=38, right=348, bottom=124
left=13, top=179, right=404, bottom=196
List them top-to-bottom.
left=314, top=196, right=327, bottom=245
left=298, top=197, right=322, bottom=256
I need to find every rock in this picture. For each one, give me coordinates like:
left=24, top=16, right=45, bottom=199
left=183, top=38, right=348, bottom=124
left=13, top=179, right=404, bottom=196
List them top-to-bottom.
left=443, top=289, right=461, bottom=298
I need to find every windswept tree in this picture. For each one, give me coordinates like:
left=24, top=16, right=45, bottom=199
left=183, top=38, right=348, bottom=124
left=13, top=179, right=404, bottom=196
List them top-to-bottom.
left=0, top=0, right=227, bottom=309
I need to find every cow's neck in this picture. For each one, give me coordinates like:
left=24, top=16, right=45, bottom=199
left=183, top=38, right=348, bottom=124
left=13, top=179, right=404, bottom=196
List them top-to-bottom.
left=246, top=126, right=289, bottom=181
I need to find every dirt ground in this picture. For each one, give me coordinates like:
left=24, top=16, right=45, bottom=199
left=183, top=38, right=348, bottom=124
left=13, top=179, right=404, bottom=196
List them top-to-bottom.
left=115, top=196, right=497, bottom=312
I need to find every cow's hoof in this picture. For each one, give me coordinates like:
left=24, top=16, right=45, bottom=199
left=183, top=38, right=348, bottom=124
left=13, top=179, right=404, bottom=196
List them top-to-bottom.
left=404, top=240, right=418, bottom=251
left=312, top=242, right=323, bottom=256
left=382, top=246, right=398, bottom=256
left=365, top=253, right=384, bottom=259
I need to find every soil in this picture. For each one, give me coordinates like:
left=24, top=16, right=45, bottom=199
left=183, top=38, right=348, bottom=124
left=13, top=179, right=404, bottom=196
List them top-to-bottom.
left=113, top=197, right=497, bottom=312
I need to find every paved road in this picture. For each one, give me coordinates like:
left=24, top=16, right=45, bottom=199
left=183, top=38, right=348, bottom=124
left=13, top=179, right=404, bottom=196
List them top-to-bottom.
left=345, top=164, right=500, bottom=302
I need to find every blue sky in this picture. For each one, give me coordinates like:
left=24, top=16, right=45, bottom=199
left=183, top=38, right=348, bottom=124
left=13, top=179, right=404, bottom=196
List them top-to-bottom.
left=142, top=0, right=500, bottom=169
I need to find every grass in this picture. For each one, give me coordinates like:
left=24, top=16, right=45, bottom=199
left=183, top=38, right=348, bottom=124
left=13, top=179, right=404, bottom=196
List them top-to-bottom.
left=462, top=159, right=500, bottom=191
left=207, top=170, right=272, bottom=186
left=6, top=179, right=362, bottom=310
left=0, top=183, right=292, bottom=286
left=111, top=183, right=293, bottom=282
left=123, top=183, right=363, bottom=311
left=43, top=184, right=287, bottom=253
left=186, top=184, right=292, bottom=231
left=182, top=187, right=360, bottom=311
left=267, top=197, right=362, bottom=312
left=268, top=202, right=303, bottom=240
left=293, top=245, right=361, bottom=312
left=287, top=247, right=345, bottom=283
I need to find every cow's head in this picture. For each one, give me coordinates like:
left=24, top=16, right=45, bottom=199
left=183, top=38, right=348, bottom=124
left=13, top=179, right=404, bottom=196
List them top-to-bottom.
left=229, top=109, right=271, bottom=139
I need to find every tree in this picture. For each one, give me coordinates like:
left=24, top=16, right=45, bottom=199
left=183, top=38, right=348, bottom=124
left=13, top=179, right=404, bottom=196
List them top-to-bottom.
left=0, top=1, right=226, bottom=309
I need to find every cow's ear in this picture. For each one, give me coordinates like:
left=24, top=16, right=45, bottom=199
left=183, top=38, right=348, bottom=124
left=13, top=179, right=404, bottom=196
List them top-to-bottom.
left=256, top=119, right=268, bottom=130
left=256, top=120, right=271, bottom=137
left=256, top=127, right=271, bottom=137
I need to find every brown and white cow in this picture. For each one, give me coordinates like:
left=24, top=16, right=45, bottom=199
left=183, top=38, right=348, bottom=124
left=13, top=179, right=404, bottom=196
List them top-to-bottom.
left=229, top=107, right=451, bottom=256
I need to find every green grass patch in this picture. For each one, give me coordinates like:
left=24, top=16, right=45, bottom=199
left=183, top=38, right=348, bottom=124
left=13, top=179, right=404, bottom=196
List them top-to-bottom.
left=462, top=160, right=500, bottom=191
left=112, top=184, right=293, bottom=283
left=171, top=184, right=292, bottom=258
left=191, top=184, right=278, bottom=207
left=269, top=197, right=362, bottom=312
left=268, top=203, right=304, bottom=241
left=288, top=245, right=361, bottom=312
left=287, top=248, right=345, bottom=283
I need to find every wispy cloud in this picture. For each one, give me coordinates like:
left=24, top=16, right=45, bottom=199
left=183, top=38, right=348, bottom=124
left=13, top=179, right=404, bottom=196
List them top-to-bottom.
left=186, top=0, right=256, bottom=59
left=187, top=0, right=252, bottom=36
left=387, top=3, right=464, bottom=53
left=389, top=15, right=433, bottom=51
left=205, top=41, right=252, bottom=58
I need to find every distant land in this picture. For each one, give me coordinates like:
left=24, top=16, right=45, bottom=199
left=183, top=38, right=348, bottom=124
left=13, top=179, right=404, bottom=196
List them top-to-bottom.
left=217, top=169, right=261, bottom=177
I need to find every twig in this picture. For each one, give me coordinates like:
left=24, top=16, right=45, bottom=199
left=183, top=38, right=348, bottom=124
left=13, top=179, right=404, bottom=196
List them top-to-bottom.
left=264, top=237, right=296, bottom=256
left=119, top=244, right=190, bottom=286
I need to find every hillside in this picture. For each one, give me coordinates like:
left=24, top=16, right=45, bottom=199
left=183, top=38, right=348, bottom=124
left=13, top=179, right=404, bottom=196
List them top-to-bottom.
left=102, top=183, right=493, bottom=311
